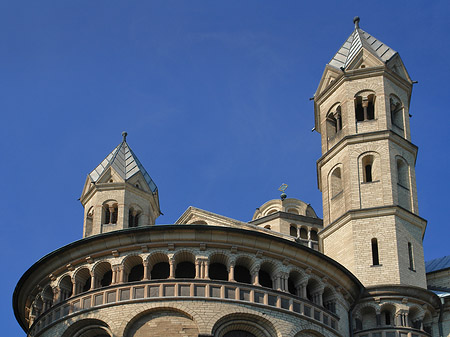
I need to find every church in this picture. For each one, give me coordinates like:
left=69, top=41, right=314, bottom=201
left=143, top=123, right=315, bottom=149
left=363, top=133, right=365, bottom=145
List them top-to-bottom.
left=13, top=17, right=450, bottom=337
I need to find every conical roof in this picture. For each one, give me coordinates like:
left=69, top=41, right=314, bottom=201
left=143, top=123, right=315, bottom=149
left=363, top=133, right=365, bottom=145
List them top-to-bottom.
left=328, top=17, right=397, bottom=70
left=88, top=132, right=158, bottom=193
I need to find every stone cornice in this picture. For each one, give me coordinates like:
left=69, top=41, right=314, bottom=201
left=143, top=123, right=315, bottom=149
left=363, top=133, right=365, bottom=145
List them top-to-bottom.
left=316, top=130, right=418, bottom=190
left=319, top=206, right=427, bottom=240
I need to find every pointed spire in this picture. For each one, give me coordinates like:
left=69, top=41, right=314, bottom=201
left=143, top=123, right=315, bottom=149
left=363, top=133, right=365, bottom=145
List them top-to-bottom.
left=328, top=17, right=397, bottom=70
left=88, top=132, right=158, bottom=193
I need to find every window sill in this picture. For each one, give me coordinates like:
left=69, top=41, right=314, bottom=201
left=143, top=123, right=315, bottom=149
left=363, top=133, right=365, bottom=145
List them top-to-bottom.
left=356, top=118, right=377, bottom=123
left=361, top=180, right=380, bottom=185
left=397, top=183, right=410, bottom=190
left=331, top=190, right=343, bottom=200
left=370, top=264, right=383, bottom=267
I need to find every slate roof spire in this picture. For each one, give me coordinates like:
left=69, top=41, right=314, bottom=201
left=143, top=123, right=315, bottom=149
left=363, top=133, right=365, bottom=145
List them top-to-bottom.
left=328, top=17, right=397, bottom=70
left=88, top=132, right=158, bottom=193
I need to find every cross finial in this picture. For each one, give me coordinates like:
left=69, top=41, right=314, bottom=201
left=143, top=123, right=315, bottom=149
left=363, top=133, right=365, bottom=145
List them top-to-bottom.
left=353, top=16, right=360, bottom=29
left=122, top=131, right=128, bottom=142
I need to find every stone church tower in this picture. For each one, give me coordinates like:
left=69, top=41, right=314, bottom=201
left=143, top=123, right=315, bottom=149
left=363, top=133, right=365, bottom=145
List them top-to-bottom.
left=314, top=17, right=426, bottom=288
left=80, top=132, right=161, bottom=237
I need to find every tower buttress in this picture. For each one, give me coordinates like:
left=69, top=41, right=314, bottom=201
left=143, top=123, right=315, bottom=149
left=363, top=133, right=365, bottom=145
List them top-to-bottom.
left=314, top=17, right=426, bottom=288
left=80, top=132, right=161, bottom=237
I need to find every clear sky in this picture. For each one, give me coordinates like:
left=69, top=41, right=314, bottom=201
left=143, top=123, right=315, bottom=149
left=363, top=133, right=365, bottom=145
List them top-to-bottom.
left=2, top=1, right=450, bottom=335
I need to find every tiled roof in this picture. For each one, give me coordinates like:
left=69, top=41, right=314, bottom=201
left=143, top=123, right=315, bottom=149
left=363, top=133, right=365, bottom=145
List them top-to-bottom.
left=329, top=19, right=397, bottom=70
left=88, top=133, right=158, bottom=193
left=426, top=255, right=450, bottom=273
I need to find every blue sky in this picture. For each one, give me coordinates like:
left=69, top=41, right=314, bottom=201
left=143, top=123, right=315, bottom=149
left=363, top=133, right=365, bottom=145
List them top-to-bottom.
left=2, top=1, right=450, bottom=335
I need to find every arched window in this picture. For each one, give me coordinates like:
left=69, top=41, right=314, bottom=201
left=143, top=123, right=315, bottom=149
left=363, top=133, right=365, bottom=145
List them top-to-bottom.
left=355, top=94, right=375, bottom=121
left=390, top=96, right=403, bottom=129
left=326, top=105, right=342, bottom=138
left=362, top=155, right=374, bottom=183
left=397, top=158, right=409, bottom=188
left=330, top=167, right=343, bottom=198
left=103, top=203, right=118, bottom=224
left=129, top=208, right=141, bottom=228
left=290, top=225, right=297, bottom=237
left=299, top=227, right=308, bottom=239
left=310, top=229, right=318, bottom=241
left=371, top=238, right=380, bottom=266
left=408, top=242, right=415, bottom=270
left=123, top=255, right=144, bottom=282
left=59, top=275, right=73, bottom=301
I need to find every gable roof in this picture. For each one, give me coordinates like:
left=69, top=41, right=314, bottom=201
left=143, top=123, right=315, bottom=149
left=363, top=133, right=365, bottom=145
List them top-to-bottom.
left=329, top=17, right=397, bottom=70
left=88, top=133, right=158, bottom=193
left=426, top=255, right=450, bottom=274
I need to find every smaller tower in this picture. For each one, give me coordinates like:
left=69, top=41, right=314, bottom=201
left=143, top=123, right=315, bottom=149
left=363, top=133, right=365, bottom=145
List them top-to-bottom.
left=80, top=132, right=161, bottom=237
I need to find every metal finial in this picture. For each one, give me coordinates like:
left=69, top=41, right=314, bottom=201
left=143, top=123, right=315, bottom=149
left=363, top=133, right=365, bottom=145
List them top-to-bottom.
left=353, top=16, right=360, bottom=29
left=122, top=131, right=128, bottom=142
left=278, top=183, right=288, bottom=200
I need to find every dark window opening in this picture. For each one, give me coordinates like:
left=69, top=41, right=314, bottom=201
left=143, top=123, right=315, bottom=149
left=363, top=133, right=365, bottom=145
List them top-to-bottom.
left=355, top=95, right=375, bottom=121
left=355, top=99, right=364, bottom=122
left=365, top=164, right=373, bottom=182
left=104, top=207, right=110, bottom=224
left=111, top=207, right=118, bottom=224
left=129, top=210, right=140, bottom=228
left=290, top=225, right=297, bottom=237
left=300, top=228, right=308, bottom=239
left=310, top=230, right=318, bottom=241
left=372, top=238, right=380, bottom=265
left=408, top=242, right=415, bottom=270
left=175, top=261, right=195, bottom=278
left=151, top=262, right=170, bottom=279
left=209, top=263, right=228, bottom=281
left=128, top=264, right=144, bottom=282
left=234, top=265, right=251, bottom=284
left=100, top=270, right=112, bottom=287
left=258, top=270, right=272, bottom=288
left=82, top=278, right=91, bottom=293
left=288, top=278, right=296, bottom=295
left=385, top=312, right=391, bottom=325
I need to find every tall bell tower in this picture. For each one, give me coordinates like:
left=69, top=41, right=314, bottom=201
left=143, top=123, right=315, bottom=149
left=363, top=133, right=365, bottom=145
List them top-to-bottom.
left=314, top=17, right=427, bottom=288
left=80, top=132, right=161, bottom=237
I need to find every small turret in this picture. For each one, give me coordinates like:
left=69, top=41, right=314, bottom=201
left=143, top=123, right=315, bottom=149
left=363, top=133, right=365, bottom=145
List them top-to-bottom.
left=80, top=132, right=161, bottom=237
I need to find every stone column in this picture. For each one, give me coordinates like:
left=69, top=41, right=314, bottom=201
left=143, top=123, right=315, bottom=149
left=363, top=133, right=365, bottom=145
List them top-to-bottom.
left=362, top=98, right=369, bottom=121
left=335, top=113, right=342, bottom=131
left=169, top=258, right=175, bottom=279
left=195, top=260, right=201, bottom=279
left=204, top=260, right=209, bottom=279
left=143, top=261, right=149, bottom=280
left=229, top=263, right=235, bottom=282
left=252, top=267, right=260, bottom=286
left=90, top=273, right=97, bottom=291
